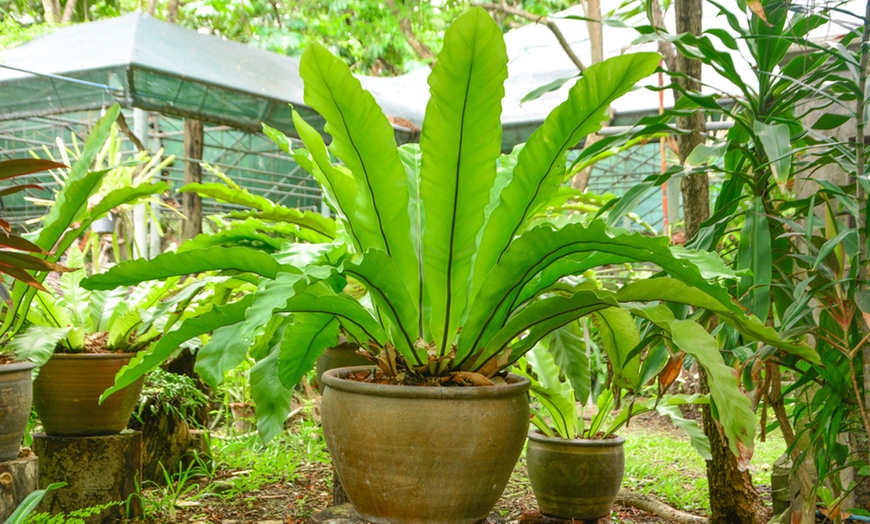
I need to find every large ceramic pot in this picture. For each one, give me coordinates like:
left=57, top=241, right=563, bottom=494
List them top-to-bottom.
left=314, top=342, right=371, bottom=393
left=33, top=353, right=144, bottom=436
left=0, top=361, right=36, bottom=461
left=321, top=366, right=530, bottom=524
left=526, top=431, right=626, bottom=520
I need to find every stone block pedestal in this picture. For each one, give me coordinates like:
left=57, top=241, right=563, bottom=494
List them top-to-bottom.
left=33, top=431, right=142, bottom=523
left=0, top=448, right=38, bottom=521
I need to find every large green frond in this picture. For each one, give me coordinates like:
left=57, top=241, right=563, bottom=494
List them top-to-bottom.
left=419, top=7, right=508, bottom=354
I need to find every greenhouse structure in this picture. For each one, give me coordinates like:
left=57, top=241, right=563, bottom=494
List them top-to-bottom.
left=0, top=9, right=686, bottom=236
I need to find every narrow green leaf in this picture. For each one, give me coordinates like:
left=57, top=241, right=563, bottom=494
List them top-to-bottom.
left=420, top=8, right=508, bottom=354
left=300, top=42, right=418, bottom=303
left=474, top=52, right=661, bottom=297
left=753, top=121, right=792, bottom=189
left=736, top=197, right=771, bottom=321
left=82, top=247, right=285, bottom=290
left=100, top=296, right=254, bottom=402
left=591, top=307, right=641, bottom=388
left=277, top=313, right=340, bottom=389
left=9, top=325, right=70, bottom=366
left=251, top=343, right=295, bottom=443
left=4, top=482, right=67, bottom=524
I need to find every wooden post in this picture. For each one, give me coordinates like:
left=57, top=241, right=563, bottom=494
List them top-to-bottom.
left=182, top=119, right=203, bottom=241
left=33, top=431, right=142, bottom=523
left=0, top=450, right=39, bottom=521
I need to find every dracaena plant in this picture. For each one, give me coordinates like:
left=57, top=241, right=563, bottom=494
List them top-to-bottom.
left=86, top=9, right=814, bottom=452
left=0, top=158, right=70, bottom=300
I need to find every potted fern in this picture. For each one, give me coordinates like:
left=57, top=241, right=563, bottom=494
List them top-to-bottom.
left=83, top=9, right=814, bottom=523
left=1, top=104, right=170, bottom=437
left=519, top=323, right=711, bottom=520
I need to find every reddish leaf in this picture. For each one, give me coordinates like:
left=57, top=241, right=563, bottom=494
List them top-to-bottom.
left=746, top=0, right=771, bottom=25
left=0, top=158, right=66, bottom=180
left=0, top=184, right=44, bottom=197
left=0, top=234, right=47, bottom=254
left=0, top=252, right=71, bottom=272
left=0, top=265, right=47, bottom=291
left=657, top=351, right=685, bottom=399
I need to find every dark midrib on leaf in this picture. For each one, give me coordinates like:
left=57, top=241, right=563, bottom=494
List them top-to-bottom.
left=440, top=63, right=476, bottom=354
left=325, top=82, right=392, bottom=258
left=495, top=84, right=628, bottom=266
left=458, top=235, right=669, bottom=369
left=345, top=268, right=420, bottom=365
left=482, top=303, right=610, bottom=372
left=284, top=308, right=381, bottom=345
left=281, top=317, right=336, bottom=383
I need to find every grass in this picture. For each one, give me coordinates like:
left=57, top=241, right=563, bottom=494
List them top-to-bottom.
left=136, top=402, right=787, bottom=523
left=621, top=421, right=786, bottom=513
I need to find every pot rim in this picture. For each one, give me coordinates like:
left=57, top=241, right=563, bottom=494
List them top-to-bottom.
left=46, top=352, right=139, bottom=360
left=0, top=360, right=37, bottom=372
left=322, top=365, right=530, bottom=399
left=528, top=429, right=626, bottom=447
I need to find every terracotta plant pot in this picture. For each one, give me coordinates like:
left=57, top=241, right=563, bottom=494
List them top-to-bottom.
left=314, top=342, right=371, bottom=393
left=33, top=353, right=144, bottom=436
left=0, top=361, right=36, bottom=461
left=321, top=366, right=530, bottom=524
left=526, top=431, right=626, bottom=520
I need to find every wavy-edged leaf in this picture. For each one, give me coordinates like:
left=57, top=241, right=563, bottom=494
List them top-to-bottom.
left=420, top=8, right=508, bottom=354
left=300, top=42, right=417, bottom=300
left=473, top=52, right=660, bottom=293
left=34, top=169, right=107, bottom=253
left=181, top=182, right=335, bottom=240
left=461, top=221, right=741, bottom=362
left=58, top=246, right=91, bottom=332
left=82, top=247, right=285, bottom=290
left=344, top=249, right=420, bottom=363
left=241, top=271, right=307, bottom=342
left=615, top=277, right=818, bottom=363
left=482, top=290, right=619, bottom=368
left=100, top=296, right=254, bottom=402
left=106, top=303, right=141, bottom=350
left=629, top=303, right=756, bottom=465
left=591, top=307, right=641, bottom=389
left=277, top=313, right=340, bottom=389
left=194, top=321, right=252, bottom=389
left=545, top=321, right=590, bottom=404
left=9, top=325, right=71, bottom=366
left=250, top=341, right=295, bottom=443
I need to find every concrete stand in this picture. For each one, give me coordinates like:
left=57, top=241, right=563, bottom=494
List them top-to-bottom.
left=33, top=431, right=142, bottom=523
left=0, top=448, right=38, bottom=521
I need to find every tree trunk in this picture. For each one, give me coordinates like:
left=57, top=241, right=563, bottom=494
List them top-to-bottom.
left=41, top=0, right=59, bottom=24
left=167, top=0, right=179, bottom=23
left=585, top=0, right=603, bottom=64
left=674, top=0, right=709, bottom=240
left=182, top=119, right=203, bottom=241
left=700, top=368, right=772, bottom=524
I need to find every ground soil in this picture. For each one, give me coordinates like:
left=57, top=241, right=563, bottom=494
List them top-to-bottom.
left=140, top=410, right=693, bottom=524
